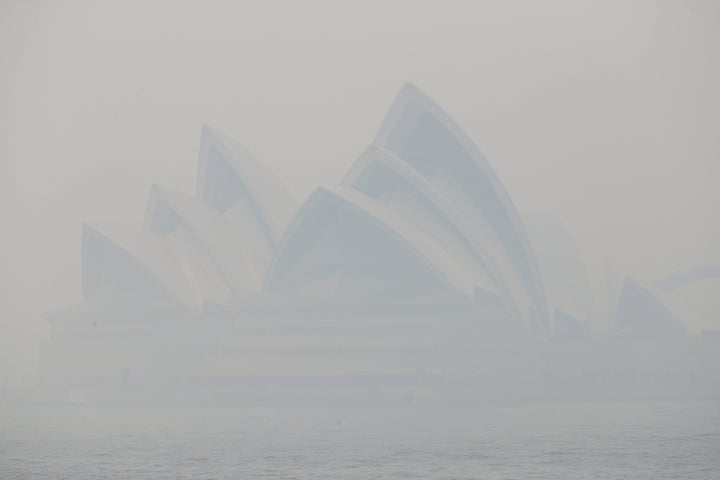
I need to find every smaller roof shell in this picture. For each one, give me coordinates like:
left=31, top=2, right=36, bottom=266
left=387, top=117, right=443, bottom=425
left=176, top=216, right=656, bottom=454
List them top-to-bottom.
left=196, top=126, right=297, bottom=246
left=144, top=184, right=263, bottom=295
left=82, top=223, right=203, bottom=309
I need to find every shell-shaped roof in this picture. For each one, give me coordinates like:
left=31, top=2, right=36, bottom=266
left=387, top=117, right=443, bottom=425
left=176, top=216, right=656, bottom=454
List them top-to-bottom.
left=376, top=83, right=547, bottom=327
left=63, top=88, right=556, bottom=332
left=77, top=123, right=301, bottom=311
left=196, top=126, right=296, bottom=246
left=342, top=145, right=529, bottom=319
left=144, top=185, right=261, bottom=297
left=264, top=186, right=485, bottom=304
left=82, top=223, right=203, bottom=309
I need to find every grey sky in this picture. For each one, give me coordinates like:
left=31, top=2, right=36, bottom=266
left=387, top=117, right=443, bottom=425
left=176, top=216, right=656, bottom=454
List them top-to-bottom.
left=1, top=0, right=719, bottom=379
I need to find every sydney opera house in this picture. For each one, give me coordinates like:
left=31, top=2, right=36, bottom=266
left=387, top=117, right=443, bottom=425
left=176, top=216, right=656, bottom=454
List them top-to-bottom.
left=42, top=84, right=719, bottom=404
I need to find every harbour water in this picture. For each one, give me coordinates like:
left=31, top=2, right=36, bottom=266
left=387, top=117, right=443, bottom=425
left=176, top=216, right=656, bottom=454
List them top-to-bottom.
left=2, top=402, right=719, bottom=479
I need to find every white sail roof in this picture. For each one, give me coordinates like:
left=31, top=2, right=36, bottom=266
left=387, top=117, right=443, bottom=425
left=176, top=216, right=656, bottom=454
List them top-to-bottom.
left=375, top=83, right=547, bottom=327
left=61, top=90, right=556, bottom=332
left=77, top=125, right=302, bottom=312
left=196, top=126, right=297, bottom=247
left=342, top=145, right=529, bottom=319
left=143, top=185, right=260, bottom=298
left=264, top=186, right=482, bottom=304
left=82, top=223, right=203, bottom=310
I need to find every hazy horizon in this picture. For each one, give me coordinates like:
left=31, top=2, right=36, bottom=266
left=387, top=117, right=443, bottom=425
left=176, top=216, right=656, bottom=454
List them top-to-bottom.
left=2, top=0, right=719, bottom=382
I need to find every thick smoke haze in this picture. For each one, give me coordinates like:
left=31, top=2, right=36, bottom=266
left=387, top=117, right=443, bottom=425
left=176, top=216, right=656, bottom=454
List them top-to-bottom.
left=1, top=0, right=719, bottom=383
left=1, top=3, right=720, bottom=479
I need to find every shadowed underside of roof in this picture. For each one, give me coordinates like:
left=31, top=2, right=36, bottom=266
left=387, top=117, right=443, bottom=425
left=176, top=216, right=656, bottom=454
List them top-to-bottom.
left=375, top=83, right=547, bottom=328
left=375, top=84, right=546, bottom=322
left=77, top=125, right=301, bottom=311
left=196, top=126, right=297, bottom=248
left=342, top=145, right=530, bottom=321
left=144, top=185, right=264, bottom=297
left=264, top=186, right=485, bottom=305
left=524, top=214, right=597, bottom=333
left=81, top=223, right=202, bottom=310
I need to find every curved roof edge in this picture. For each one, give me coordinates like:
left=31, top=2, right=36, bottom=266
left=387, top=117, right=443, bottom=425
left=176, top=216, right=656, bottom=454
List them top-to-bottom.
left=374, top=82, right=548, bottom=324
left=375, top=83, right=523, bottom=225
left=196, top=125, right=297, bottom=244
left=341, top=144, right=532, bottom=322
left=143, top=184, right=261, bottom=295
left=263, top=185, right=478, bottom=298
left=523, top=213, right=597, bottom=333
left=81, top=222, right=202, bottom=309
left=613, top=277, right=688, bottom=338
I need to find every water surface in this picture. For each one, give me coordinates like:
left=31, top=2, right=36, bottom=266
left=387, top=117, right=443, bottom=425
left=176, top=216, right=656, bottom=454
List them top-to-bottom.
left=2, top=402, right=719, bottom=479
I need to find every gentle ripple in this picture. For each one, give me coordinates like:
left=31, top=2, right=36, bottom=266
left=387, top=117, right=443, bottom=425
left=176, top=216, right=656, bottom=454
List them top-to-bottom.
left=1, top=402, right=719, bottom=479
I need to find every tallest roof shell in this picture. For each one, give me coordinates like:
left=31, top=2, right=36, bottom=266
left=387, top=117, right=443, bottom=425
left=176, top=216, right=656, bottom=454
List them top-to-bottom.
left=375, top=83, right=548, bottom=328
